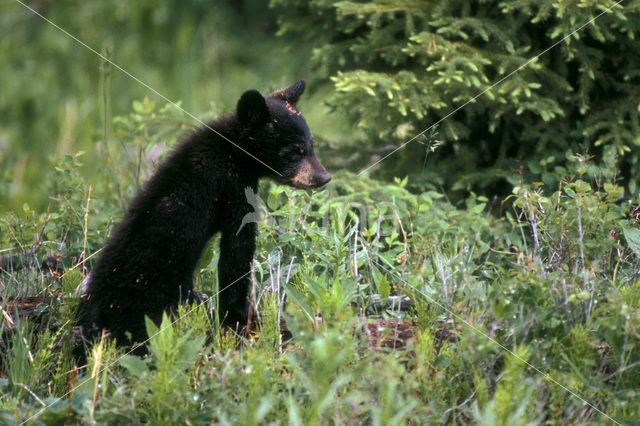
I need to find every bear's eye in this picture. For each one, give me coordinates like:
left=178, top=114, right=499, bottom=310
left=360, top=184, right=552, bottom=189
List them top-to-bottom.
left=299, top=149, right=305, bottom=155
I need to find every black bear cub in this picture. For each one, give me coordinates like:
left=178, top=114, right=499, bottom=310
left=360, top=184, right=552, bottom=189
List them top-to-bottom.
left=80, top=80, right=330, bottom=347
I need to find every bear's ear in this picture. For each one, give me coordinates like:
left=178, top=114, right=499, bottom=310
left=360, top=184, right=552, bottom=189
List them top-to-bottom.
left=271, top=80, right=306, bottom=105
left=237, top=90, right=270, bottom=125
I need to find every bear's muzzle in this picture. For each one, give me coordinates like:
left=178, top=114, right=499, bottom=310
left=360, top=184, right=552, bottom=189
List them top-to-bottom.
left=289, top=155, right=331, bottom=189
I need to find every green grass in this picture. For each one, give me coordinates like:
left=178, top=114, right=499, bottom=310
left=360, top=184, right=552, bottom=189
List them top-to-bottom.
left=5, top=2, right=639, bottom=423
left=1, top=110, right=639, bottom=423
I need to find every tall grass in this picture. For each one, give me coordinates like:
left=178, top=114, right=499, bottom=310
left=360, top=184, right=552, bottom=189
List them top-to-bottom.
left=1, top=101, right=639, bottom=423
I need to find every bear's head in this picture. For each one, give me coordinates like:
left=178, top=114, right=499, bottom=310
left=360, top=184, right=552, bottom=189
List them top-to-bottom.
left=236, top=80, right=331, bottom=189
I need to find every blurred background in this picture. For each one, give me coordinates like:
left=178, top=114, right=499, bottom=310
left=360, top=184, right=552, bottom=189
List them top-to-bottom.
left=0, top=0, right=347, bottom=212
left=2, top=0, right=639, bottom=213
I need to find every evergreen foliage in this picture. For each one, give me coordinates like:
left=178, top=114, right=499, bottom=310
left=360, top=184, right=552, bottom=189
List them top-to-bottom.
left=273, top=0, right=640, bottom=195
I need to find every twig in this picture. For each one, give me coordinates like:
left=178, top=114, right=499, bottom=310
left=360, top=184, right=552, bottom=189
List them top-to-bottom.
left=82, top=186, right=92, bottom=280
left=602, top=360, right=640, bottom=382
left=14, top=384, right=45, bottom=407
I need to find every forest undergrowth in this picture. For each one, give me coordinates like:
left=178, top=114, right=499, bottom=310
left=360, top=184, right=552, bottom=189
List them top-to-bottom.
left=1, top=102, right=639, bottom=425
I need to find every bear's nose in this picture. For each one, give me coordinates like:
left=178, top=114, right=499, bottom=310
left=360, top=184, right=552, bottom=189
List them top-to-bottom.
left=311, top=158, right=331, bottom=187
left=315, top=169, right=331, bottom=187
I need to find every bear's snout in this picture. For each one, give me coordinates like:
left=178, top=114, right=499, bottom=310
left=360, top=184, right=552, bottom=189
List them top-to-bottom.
left=290, top=156, right=331, bottom=189
left=315, top=166, right=332, bottom=187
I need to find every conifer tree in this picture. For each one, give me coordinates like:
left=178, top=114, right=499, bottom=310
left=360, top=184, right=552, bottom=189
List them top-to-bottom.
left=273, top=0, right=640, bottom=195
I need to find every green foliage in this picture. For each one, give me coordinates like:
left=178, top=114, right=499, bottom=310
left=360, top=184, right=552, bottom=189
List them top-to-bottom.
left=273, top=0, right=640, bottom=196
left=1, top=3, right=639, bottom=423
left=107, top=98, right=193, bottom=209
left=2, top=100, right=640, bottom=424
left=285, top=268, right=357, bottom=322
left=257, top=292, right=282, bottom=350
left=174, top=301, right=215, bottom=340
left=117, top=314, right=206, bottom=423
left=5, top=322, right=34, bottom=395
left=491, top=346, right=538, bottom=425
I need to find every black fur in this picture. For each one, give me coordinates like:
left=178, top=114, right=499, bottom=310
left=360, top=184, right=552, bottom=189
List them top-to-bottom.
left=79, top=80, right=330, bottom=347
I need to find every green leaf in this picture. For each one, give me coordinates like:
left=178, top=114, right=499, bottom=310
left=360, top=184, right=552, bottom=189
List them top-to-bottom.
left=132, top=100, right=144, bottom=112
left=471, top=203, right=486, bottom=214
left=623, top=227, right=640, bottom=257
left=198, top=237, right=216, bottom=269
left=62, top=268, right=82, bottom=294
left=377, top=273, right=390, bottom=300
left=284, top=283, right=314, bottom=321
left=576, top=291, right=590, bottom=301
left=145, top=315, right=161, bottom=340
left=176, top=334, right=206, bottom=370
left=120, top=354, right=150, bottom=378
left=435, top=354, right=451, bottom=368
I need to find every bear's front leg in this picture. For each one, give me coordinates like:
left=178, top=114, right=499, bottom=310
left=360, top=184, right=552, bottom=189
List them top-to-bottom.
left=217, top=217, right=256, bottom=330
